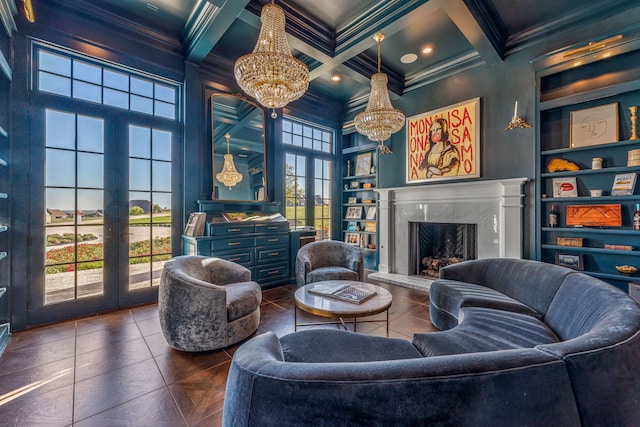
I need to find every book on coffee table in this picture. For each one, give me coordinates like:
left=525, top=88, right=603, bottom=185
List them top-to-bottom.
left=308, top=283, right=376, bottom=304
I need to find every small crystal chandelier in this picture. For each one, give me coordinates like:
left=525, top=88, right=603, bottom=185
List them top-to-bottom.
left=234, top=0, right=309, bottom=119
left=354, top=32, right=405, bottom=154
left=216, top=134, right=243, bottom=189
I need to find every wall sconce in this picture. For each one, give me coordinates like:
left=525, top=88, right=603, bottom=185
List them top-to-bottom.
left=22, top=0, right=35, bottom=23
left=505, top=101, right=531, bottom=130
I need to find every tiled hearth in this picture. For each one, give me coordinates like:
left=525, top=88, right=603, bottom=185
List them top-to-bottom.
left=369, top=178, right=529, bottom=290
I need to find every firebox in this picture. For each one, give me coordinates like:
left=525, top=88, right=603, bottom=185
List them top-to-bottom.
left=408, top=222, right=477, bottom=278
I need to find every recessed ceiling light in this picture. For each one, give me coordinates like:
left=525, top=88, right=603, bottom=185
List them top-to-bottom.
left=422, top=46, right=433, bottom=55
left=400, top=53, right=417, bottom=64
left=330, top=74, right=341, bottom=82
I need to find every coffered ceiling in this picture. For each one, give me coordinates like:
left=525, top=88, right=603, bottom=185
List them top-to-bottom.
left=39, top=0, right=640, bottom=109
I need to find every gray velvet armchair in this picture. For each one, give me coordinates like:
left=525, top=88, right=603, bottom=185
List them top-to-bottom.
left=295, top=240, right=364, bottom=287
left=158, top=255, right=261, bottom=352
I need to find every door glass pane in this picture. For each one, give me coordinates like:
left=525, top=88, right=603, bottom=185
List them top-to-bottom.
left=44, top=110, right=105, bottom=305
left=46, top=110, right=75, bottom=149
left=78, top=115, right=104, bottom=152
left=128, top=125, right=172, bottom=291
left=129, top=126, right=151, bottom=158
left=152, top=129, right=172, bottom=161
left=46, top=149, right=75, bottom=187
left=77, top=152, right=103, bottom=188
left=285, top=153, right=306, bottom=227
left=129, top=159, right=150, bottom=191
left=152, top=161, right=171, bottom=192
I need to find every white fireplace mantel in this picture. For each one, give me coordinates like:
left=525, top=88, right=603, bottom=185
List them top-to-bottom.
left=374, top=177, right=529, bottom=275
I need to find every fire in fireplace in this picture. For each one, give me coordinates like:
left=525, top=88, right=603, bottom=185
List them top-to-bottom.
left=408, top=222, right=477, bottom=278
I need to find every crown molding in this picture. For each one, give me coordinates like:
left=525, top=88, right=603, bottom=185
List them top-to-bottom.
left=43, top=0, right=181, bottom=55
left=246, top=0, right=334, bottom=56
left=335, top=0, right=423, bottom=54
left=462, top=0, right=507, bottom=57
left=504, top=0, right=639, bottom=55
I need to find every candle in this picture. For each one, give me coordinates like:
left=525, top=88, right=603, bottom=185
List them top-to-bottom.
left=513, top=101, right=518, bottom=120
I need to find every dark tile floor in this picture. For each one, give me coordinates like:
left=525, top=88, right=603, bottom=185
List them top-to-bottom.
left=0, top=282, right=435, bottom=426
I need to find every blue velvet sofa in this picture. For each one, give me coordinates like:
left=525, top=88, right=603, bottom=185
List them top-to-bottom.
left=223, top=258, right=640, bottom=426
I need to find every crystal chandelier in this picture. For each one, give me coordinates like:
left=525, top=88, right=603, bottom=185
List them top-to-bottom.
left=234, top=0, right=309, bottom=119
left=354, top=32, right=405, bottom=154
left=216, top=134, right=243, bottom=189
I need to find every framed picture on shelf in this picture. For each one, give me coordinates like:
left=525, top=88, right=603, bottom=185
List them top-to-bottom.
left=570, top=103, right=618, bottom=148
left=355, top=152, right=372, bottom=176
left=611, top=173, right=637, bottom=196
left=552, top=177, right=578, bottom=197
left=350, top=181, right=360, bottom=189
left=347, top=197, right=358, bottom=204
left=345, top=206, right=363, bottom=219
left=366, top=206, right=377, bottom=220
left=184, top=212, right=206, bottom=236
left=346, top=221, right=358, bottom=231
left=364, top=221, right=376, bottom=232
left=345, top=232, right=359, bottom=245
left=359, top=233, right=368, bottom=248
left=555, top=253, right=584, bottom=270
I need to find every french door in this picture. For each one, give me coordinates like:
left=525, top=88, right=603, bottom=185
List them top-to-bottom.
left=29, top=101, right=180, bottom=324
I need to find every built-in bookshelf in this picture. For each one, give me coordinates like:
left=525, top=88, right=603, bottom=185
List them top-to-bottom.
left=534, top=34, right=640, bottom=291
left=342, top=133, right=378, bottom=270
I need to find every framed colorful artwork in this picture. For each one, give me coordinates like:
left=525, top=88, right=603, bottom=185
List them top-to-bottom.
left=406, top=97, right=480, bottom=183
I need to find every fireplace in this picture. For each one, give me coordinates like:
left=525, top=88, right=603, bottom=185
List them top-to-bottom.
left=373, top=178, right=529, bottom=281
left=409, top=222, right=477, bottom=278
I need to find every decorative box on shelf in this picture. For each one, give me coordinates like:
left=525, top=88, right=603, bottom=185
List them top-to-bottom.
left=565, top=204, right=622, bottom=227
left=557, top=237, right=583, bottom=247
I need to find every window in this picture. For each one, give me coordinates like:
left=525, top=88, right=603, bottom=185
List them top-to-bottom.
left=37, top=47, right=178, bottom=120
left=283, top=118, right=334, bottom=240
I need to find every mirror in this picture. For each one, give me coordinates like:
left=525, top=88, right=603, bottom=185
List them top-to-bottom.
left=211, top=93, right=266, bottom=201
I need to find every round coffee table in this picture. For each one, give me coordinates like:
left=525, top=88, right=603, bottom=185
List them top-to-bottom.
left=294, top=280, right=393, bottom=336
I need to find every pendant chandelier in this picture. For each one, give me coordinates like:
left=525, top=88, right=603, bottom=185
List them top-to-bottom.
left=234, top=0, right=309, bottom=119
left=354, top=32, right=405, bottom=154
left=216, top=134, right=243, bottom=189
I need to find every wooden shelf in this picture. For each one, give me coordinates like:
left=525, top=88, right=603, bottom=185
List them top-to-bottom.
left=541, top=244, right=640, bottom=256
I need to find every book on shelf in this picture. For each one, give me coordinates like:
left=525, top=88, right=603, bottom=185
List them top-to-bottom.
left=308, top=283, right=377, bottom=304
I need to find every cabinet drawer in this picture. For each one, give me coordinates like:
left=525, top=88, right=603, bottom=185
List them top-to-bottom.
left=255, top=222, right=289, bottom=234
left=209, top=224, right=255, bottom=236
left=256, top=234, right=288, bottom=246
left=212, top=237, right=255, bottom=251
left=256, top=245, right=288, bottom=263
left=217, top=250, right=253, bottom=266
left=255, top=263, right=289, bottom=281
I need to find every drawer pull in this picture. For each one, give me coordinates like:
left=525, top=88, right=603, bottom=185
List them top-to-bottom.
left=268, top=226, right=278, bottom=230
left=227, top=228, right=241, bottom=232
left=268, top=238, right=279, bottom=242
left=228, top=241, right=242, bottom=246
left=268, top=252, right=279, bottom=257
left=228, top=257, right=241, bottom=262
left=267, top=270, right=280, bottom=275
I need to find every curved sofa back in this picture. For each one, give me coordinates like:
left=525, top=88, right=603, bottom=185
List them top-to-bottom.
left=439, top=258, right=573, bottom=316
left=539, top=272, right=640, bottom=425
left=223, top=332, right=581, bottom=427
